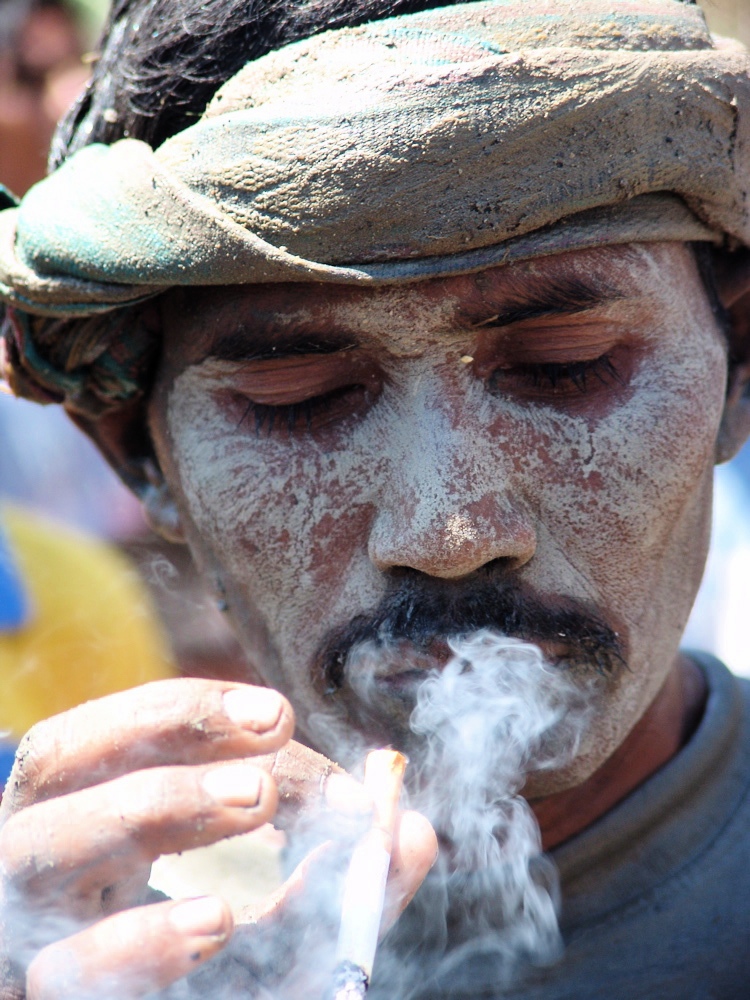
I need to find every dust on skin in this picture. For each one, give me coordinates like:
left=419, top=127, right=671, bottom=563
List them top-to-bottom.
left=147, top=242, right=727, bottom=797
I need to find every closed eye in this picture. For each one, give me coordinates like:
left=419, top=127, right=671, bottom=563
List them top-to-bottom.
left=223, top=350, right=382, bottom=437
left=488, top=353, right=625, bottom=398
left=238, top=384, right=373, bottom=436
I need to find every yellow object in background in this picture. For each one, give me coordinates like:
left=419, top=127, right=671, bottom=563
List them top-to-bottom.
left=0, top=505, right=175, bottom=739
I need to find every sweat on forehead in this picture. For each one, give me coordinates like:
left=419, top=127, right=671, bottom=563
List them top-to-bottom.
left=0, top=0, right=749, bottom=433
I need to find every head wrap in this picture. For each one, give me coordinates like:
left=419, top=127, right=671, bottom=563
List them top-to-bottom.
left=1, top=0, right=749, bottom=418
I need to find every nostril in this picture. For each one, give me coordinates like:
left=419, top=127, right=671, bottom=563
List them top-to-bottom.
left=368, top=497, right=536, bottom=578
left=480, top=555, right=523, bottom=576
left=385, top=557, right=520, bottom=588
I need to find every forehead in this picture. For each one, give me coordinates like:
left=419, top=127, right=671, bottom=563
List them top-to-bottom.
left=158, top=243, right=704, bottom=360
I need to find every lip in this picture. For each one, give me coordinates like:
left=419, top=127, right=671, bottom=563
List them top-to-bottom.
left=341, top=633, right=585, bottom=713
left=346, top=635, right=575, bottom=690
left=341, top=637, right=450, bottom=703
left=363, top=638, right=454, bottom=677
left=373, top=668, right=433, bottom=697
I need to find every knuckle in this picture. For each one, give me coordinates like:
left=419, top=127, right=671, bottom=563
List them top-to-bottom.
left=5, top=712, right=85, bottom=809
left=4, top=724, right=50, bottom=806
left=113, top=767, right=214, bottom=843
left=0, top=808, right=58, bottom=888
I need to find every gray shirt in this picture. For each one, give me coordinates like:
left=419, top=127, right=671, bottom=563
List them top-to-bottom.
left=537, top=651, right=750, bottom=999
left=377, top=653, right=750, bottom=998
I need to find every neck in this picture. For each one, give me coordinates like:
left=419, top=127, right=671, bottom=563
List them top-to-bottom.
left=532, top=655, right=707, bottom=851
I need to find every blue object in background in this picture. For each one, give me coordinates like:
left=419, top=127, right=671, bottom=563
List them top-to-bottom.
left=732, top=438, right=750, bottom=500
left=0, top=517, right=29, bottom=630
left=0, top=518, right=26, bottom=789
left=0, top=740, right=17, bottom=789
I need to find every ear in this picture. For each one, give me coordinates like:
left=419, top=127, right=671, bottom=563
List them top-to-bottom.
left=712, top=249, right=750, bottom=464
left=69, top=402, right=187, bottom=544
left=140, top=461, right=187, bottom=543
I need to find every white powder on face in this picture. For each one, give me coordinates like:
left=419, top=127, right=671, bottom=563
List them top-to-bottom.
left=154, top=242, right=727, bottom=787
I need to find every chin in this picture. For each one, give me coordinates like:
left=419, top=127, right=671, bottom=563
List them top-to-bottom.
left=522, top=751, right=604, bottom=801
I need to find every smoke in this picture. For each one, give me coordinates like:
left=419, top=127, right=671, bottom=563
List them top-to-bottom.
left=312, top=569, right=622, bottom=759
left=169, top=629, right=592, bottom=998
left=206, top=629, right=591, bottom=999
left=346, top=631, right=591, bottom=997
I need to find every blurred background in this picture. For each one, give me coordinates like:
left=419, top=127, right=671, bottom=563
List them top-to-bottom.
left=0, top=0, right=748, bottom=779
left=670, top=0, right=750, bottom=673
left=701, top=0, right=750, bottom=44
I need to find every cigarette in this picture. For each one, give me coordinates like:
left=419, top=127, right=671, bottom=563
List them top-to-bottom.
left=328, top=749, right=407, bottom=999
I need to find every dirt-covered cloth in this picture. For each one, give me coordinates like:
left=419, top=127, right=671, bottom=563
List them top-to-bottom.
left=2, top=0, right=750, bottom=417
left=372, top=653, right=750, bottom=999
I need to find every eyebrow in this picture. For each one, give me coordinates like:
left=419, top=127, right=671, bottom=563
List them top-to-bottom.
left=206, top=274, right=624, bottom=362
left=469, top=275, right=625, bottom=328
left=209, top=329, right=356, bottom=363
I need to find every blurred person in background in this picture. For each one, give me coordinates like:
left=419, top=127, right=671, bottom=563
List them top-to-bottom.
left=0, top=0, right=177, bottom=792
left=0, top=0, right=95, bottom=197
left=0, top=503, right=175, bottom=786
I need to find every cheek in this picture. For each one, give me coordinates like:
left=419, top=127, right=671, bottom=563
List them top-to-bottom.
left=512, top=324, right=726, bottom=642
left=513, top=328, right=726, bottom=781
left=165, top=370, right=385, bottom=639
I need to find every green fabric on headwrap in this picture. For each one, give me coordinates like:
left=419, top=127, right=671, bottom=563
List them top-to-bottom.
left=1, top=0, right=750, bottom=416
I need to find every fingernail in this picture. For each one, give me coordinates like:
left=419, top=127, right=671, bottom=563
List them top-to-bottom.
left=223, top=687, right=283, bottom=731
left=203, top=764, right=263, bottom=807
left=325, top=773, right=374, bottom=816
left=170, top=897, right=228, bottom=937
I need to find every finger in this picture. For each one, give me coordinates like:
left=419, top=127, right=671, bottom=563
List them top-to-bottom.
left=2, top=679, right=295, bottom=812
left=255, top=743, right=371, bottom=827
left=2, top=747, right=371, bottom=899
left=1, top=762, right=278, bottom=906
left=234, top=809, right=436, bottom=937
left=381, top=809, right=439, bottom=933
left=224, top=810, right=437, bottom=996
left=249, top=810, right=437, bottom=941
left=229, top=841, right=344, bottom=994
left=26, top=896, right=232, bottom=1000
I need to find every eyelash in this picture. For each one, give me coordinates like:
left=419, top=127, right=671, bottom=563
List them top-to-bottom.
left=490, top=354, right=623, bottom=394
left=237, top=385, right=358, bottom=436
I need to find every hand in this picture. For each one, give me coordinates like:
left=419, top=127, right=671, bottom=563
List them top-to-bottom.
left=0, top=679, right=437, bottom=999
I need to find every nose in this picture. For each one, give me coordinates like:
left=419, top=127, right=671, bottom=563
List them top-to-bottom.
left=368, top=410, right=537, bottom=580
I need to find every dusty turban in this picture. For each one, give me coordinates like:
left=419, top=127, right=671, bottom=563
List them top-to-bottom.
left=2, top=0, right=750, bottom=418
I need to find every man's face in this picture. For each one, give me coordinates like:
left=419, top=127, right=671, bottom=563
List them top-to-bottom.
left=149, top=242, right=727, bottom=795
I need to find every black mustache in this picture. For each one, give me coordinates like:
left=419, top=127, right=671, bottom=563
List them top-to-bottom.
left=314, top=572, right=625, bottom=694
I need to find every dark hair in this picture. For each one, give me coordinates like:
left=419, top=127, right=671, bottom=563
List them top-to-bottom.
left=51, top=0, right=699, bottom=169
left=51, top=0, right=476, bottom=167
left=694, top=242, right=732, bottom=339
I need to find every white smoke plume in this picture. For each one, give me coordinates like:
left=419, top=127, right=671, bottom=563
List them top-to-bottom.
left=193, top=629, right=593, bottom=997
left=347, top=630, right=592, bottom=997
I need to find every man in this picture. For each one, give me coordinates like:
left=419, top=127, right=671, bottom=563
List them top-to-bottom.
left=1, top=0, right=750, bottom=996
